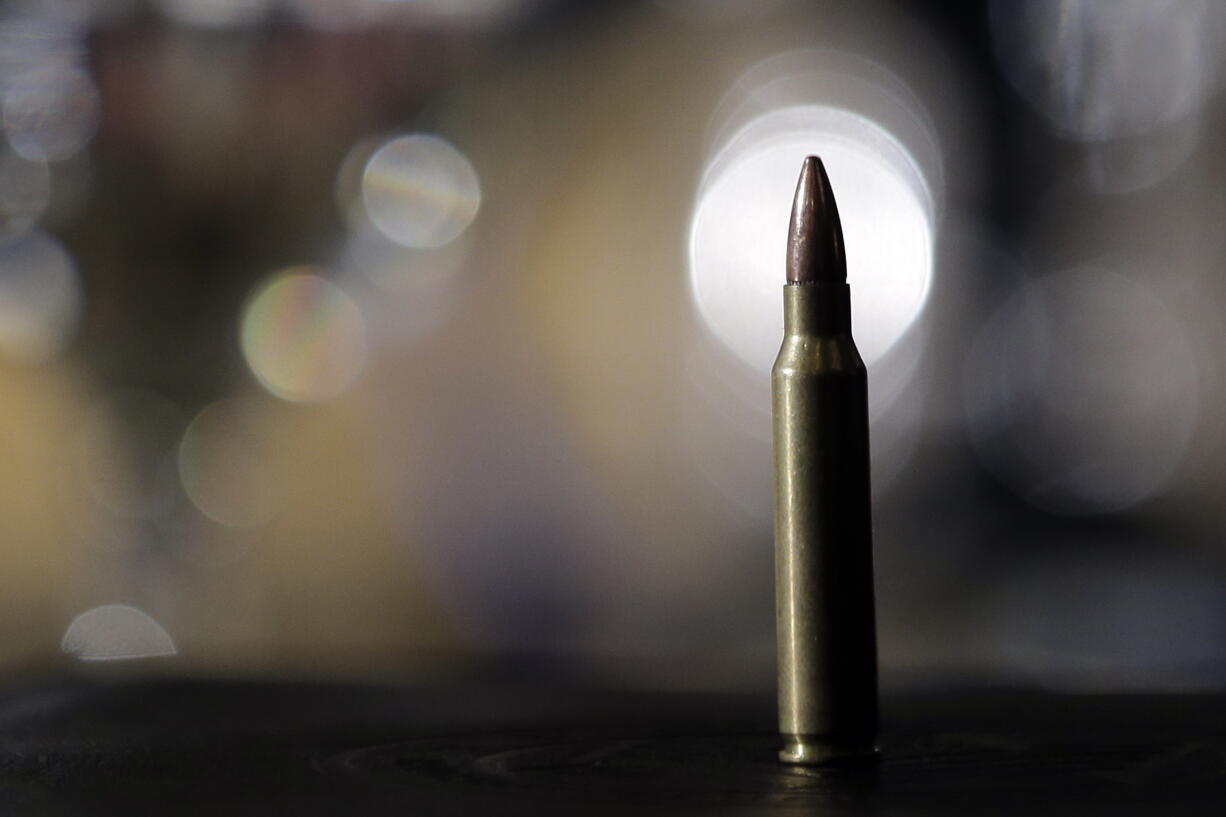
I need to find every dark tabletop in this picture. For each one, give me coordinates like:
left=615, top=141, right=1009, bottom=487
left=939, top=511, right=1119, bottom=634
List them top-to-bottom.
left=0, top=678, right=1224, bottom=815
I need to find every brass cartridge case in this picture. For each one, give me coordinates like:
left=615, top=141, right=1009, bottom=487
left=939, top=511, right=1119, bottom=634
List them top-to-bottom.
left=773, top=281, right=877, bottom=764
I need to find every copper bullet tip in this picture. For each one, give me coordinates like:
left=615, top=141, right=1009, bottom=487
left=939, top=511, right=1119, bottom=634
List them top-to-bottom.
left=786, top=156, right=846, bottom=284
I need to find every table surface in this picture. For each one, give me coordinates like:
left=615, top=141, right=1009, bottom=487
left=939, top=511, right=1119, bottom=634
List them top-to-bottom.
left=1, top=678, right=1224, bottom=815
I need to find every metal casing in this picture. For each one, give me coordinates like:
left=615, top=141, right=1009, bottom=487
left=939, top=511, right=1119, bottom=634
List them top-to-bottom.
left=773, top=281, right=878, bottom=764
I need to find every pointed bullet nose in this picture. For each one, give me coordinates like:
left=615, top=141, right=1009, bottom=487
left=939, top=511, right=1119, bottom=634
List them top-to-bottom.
left=787, top=155, right=846, bottom=284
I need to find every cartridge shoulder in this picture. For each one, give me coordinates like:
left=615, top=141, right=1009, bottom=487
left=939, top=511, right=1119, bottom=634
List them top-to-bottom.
left=772, top=335, right=865, bottom=377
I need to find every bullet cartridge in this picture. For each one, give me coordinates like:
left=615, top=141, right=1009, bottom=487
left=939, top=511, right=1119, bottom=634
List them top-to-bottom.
left=773, top=156, right=878, bottom=765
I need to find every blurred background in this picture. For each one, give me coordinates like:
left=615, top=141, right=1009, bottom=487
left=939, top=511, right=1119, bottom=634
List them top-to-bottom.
left=3, top=0, right=1226, bottom=694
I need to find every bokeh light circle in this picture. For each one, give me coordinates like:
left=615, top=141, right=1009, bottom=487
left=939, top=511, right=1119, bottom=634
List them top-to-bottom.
left=990, top=0, right=1222, bottom=142
left=2, top=65, right=100, bottom=161
left=688, top=105, right=934, bottom=374
left=361, top=133, right=481, bottom=249
left=0, top=229, right=81, bottom=362
left=964, top=264, right=1198, bottom=515
left=240, top=269, right=368, bottom=403
left=179, top=397, right=280, bottom=527
left=61, top=604, right=177, bottom=661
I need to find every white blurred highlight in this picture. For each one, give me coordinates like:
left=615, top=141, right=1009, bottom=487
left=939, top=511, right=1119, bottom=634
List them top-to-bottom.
left=991, top=0, right=1224, bottom=142
left=0, top=8, right=98, bottom=165
left=681, top=49, right=943, bottom=522
left=3, top=64, right=99, bottom=162
left=688, top=105, right=934, bottom=374
left=361, top=134, right=481, bottom=249
left=0, top=230, right=81, bottom=362
left=61, top=604, right=177, bottom=661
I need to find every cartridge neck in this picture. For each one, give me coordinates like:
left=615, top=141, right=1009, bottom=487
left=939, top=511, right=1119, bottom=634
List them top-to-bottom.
left=783, top=282, right=851, bottom=336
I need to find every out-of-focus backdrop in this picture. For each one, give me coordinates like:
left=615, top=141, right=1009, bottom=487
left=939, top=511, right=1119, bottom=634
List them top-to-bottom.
left=3, top=0, right=1225, bottom=693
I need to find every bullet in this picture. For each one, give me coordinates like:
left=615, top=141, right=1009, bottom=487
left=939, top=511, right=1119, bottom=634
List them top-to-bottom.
left=773, top=156, right=878, bottom=765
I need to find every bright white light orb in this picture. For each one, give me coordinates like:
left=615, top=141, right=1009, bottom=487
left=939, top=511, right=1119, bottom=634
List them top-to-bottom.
left=688, top=105, right=934, bottom=374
